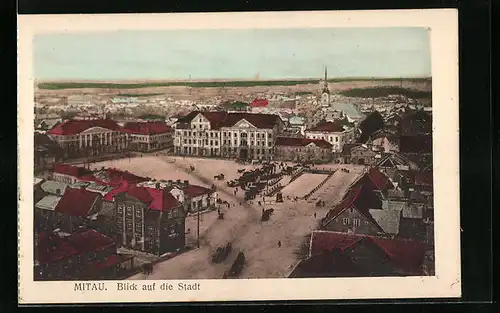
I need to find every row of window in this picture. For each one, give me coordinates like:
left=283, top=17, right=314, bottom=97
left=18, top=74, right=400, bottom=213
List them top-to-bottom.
left=342, top=218, right=361, bottom=226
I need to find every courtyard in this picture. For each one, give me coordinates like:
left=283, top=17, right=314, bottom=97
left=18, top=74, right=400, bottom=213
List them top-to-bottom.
left=86, top=155, right=366, bottom=279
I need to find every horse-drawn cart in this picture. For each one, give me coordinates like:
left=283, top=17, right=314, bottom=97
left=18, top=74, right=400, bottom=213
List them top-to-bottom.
left=223, top=252, right=246, bottom=278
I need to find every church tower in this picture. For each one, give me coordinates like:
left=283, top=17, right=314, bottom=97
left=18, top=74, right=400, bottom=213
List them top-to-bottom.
left=321, top=67, right=330, bottom=107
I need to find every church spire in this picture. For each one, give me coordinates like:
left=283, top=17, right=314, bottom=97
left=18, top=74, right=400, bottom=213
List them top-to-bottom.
left=322, top=66, right=330, bottom=94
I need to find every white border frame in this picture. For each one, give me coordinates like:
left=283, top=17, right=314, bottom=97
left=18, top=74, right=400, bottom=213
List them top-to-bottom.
left=18, top=9, right=460, bottom=304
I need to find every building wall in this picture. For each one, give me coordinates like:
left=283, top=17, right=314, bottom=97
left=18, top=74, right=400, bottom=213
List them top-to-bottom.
left=173, top=113, right=282, bottom=160
left=49, top=129, right=130, bottom=159
left=129, top=132, right=173, bottom=152
left=274, top=145, right=332, bottom=162
left=350, top=147, right=377, bottom=165
left=115, top=194, right=185, bottom=255
left=323, top=208, right=382, bottom=236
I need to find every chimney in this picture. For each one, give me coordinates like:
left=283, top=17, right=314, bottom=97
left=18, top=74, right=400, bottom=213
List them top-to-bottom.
left=168, top=179, right=173, bottom=186
left=176, top=179, right=181, bottom=185
left=184, top=180, right=189, bottom=187
left=155, top=182, right=161, bottom=189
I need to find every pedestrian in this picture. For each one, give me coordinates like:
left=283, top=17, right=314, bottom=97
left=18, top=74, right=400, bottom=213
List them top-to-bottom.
left=277, top=241, right=281, bottom=248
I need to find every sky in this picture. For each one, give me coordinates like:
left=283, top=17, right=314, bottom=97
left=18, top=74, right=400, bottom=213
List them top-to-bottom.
left=34, top=27, right=431, bottom=81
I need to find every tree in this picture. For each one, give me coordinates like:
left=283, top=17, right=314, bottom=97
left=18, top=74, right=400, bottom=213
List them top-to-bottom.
left=358, top=111, right=384, bottom=143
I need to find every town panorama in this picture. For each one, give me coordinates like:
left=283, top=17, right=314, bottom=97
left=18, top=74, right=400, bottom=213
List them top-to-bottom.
left=33, top=71, right=434, bottom=280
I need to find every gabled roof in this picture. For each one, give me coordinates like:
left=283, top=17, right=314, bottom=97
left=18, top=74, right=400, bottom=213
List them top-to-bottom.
left=177, top=111, right=281, bottom=130
left=47, top=118, right=122, bottom=135
left=122, top=121, right=172, bottom=135
left=307, top=121, right=345, bottom=133
left=275, top=137, right=333, bottom=149
left=109, top=182, right=181, bottom=212
left=182, top=185, right=213, bottom=198
left=322, top=186, right=385, bottom=233
left=55, top=187, right=100, bottom=217
left=36, top=230, right=115, bottom=265
left=309, top=231, right=426, bottom=275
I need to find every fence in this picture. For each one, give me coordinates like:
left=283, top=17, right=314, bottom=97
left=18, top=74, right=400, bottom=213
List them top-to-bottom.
left=302, top=170, right=337, bottom=200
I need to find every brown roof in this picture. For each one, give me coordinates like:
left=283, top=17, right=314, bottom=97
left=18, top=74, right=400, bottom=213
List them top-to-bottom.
left=177, top=111, right=281, bottom=130
left=275, top=137, right=333, bottom=149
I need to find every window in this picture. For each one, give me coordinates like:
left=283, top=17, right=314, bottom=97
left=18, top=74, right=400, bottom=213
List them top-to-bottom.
left=336, top=137, right=339, bottom=142
left=183, top=139, right=187, bottom=144
left=210, top=140, right=213, bottom=145
left=234, top=140, right=237, bottom=145
left=215, top=141, right=218, bottom=145
left=268, top=142, right=272, bottom=147
left=135, top=210, right=141, bottom=218
left=342, top=218, right=349, bottom=225
left=353, top=218, right=360, bottom=227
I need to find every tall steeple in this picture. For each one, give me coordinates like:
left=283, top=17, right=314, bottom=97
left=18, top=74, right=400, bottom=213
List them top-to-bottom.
left=322, top=66, right=330, bottom=94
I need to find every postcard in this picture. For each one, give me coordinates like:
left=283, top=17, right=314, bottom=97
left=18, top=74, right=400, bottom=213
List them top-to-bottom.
left=18, top=9, right=460, bottom=304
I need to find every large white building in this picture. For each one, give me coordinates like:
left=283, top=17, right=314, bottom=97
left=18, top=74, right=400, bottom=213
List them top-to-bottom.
left=173, top=111, right=285, bottom=160
left=47, top=117, right=130, bottom=159
left=305, top=121, right=355, bottom=153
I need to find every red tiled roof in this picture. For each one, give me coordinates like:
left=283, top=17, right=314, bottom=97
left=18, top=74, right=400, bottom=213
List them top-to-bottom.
left=249, top=99, right=269, bottom=107
left=178, top=111, right=281, bottom=130
left=47, top=118, right=122, bottom=136
left=122, top=121, right=172, bottom=135
left=308, top=121, right=345, bottom=133
left=275, top=137, right=333, bottom=149
left=53, top=163, right=93, bottom=178
left=367, top=167, right=393, bottom=191
left=83, top=168, right=147, bottom=188
left=109, top=183, right=181, bottom=211
left=182, top=184, right=212, bottom=198
left=323, top=186, right=384, bottom=233
left=55, top=188, right=100, bottom=217
left=147, top=188, right=182, bottom=211
left=66, top=229, right=115, bottom=255
left=36, top=230, right=115, bottom=265
left=309, top=231, right=425, bottom=274
left=36, top=232, right=78, bottom=264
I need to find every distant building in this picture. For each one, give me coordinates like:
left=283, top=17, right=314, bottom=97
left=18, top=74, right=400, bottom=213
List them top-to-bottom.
left=174, top=111, right=285, bottom=160
left=35, top=113, right=62, bottom=132
left=47, top=118, right=130, bottom=159
left=122, top=121, right=173, bottom=152
left=305, top=121, right=355, bottom=153
left=34, top=133, right=64, bottom=171
left=274, top=137, right=333, bottom=163
left=348, top=144, right=379, bottom=166
left=35, top=229, right=134, bottom=281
